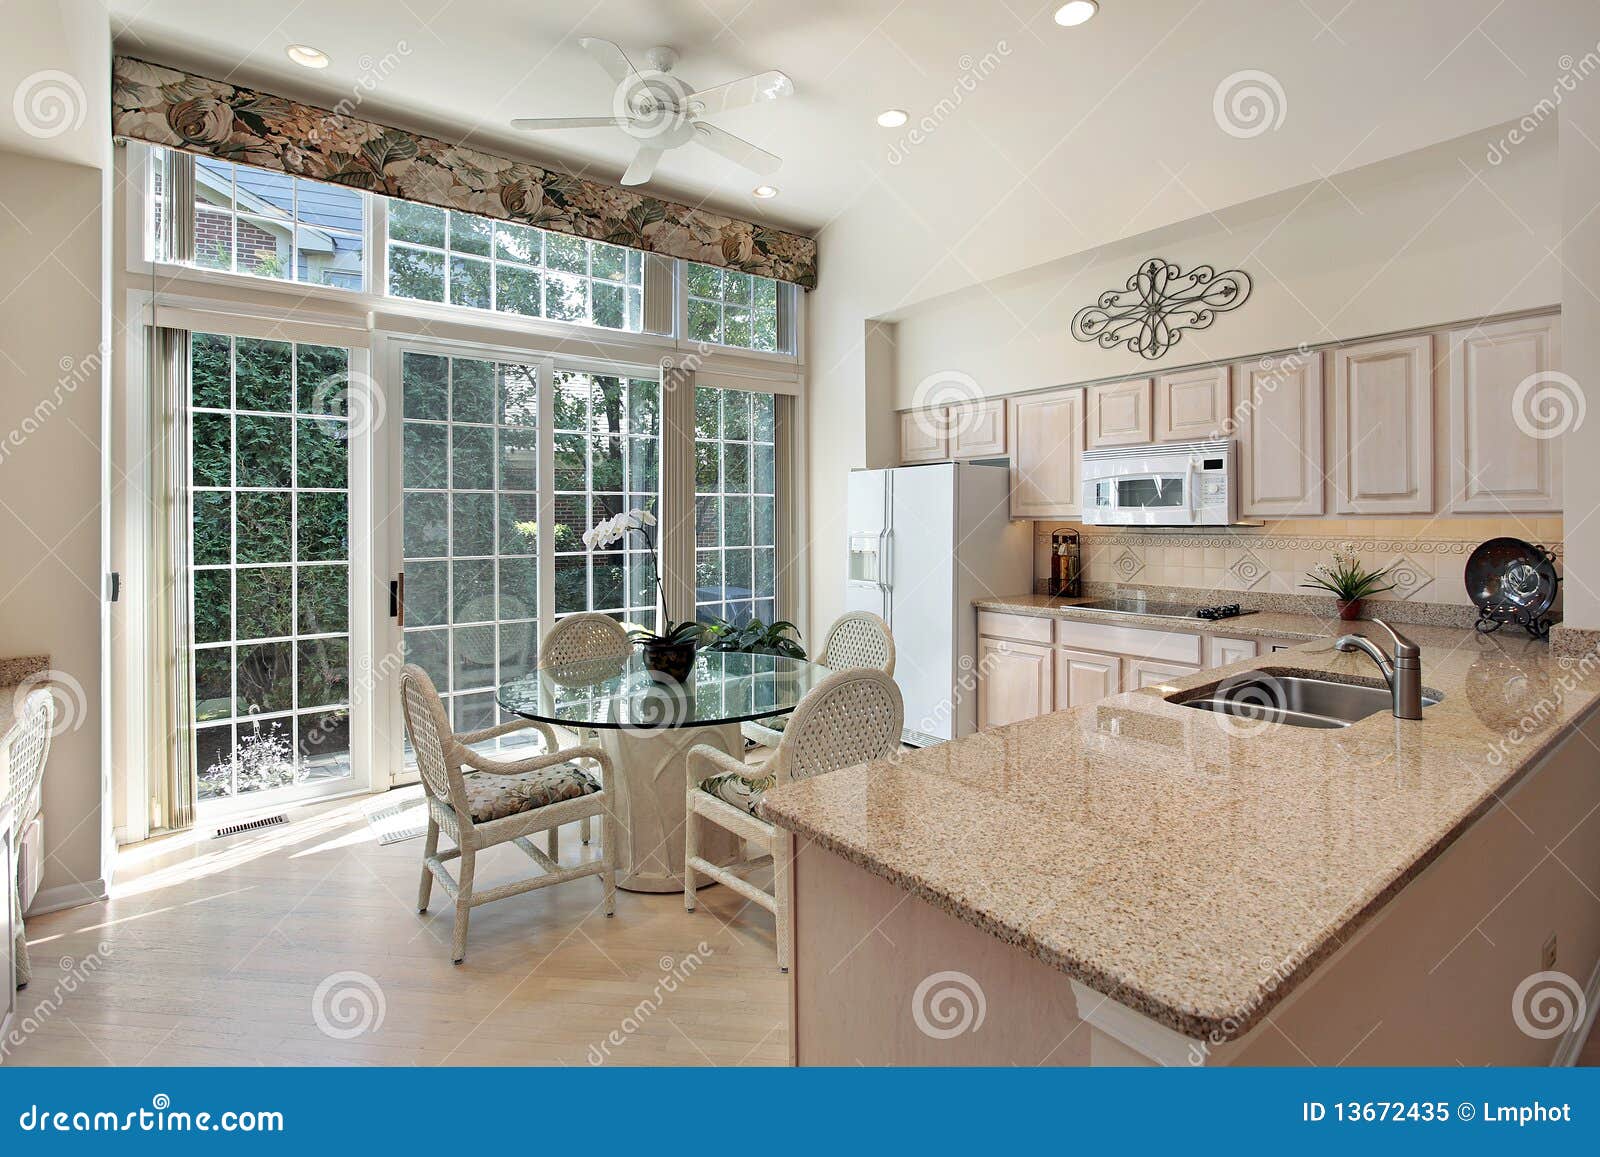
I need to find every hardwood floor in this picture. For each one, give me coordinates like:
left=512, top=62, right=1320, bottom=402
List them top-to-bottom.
left=7, top=790, right=1598, bottom=1067
left=6, top=793, right=788, bottom=1066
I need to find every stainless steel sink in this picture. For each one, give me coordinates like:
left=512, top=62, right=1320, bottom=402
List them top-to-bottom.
left=1166, top=672, right=1441, bottom=729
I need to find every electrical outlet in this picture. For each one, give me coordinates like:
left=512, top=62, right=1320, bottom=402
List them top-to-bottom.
left=1542, top=931, right=1558, bottom=971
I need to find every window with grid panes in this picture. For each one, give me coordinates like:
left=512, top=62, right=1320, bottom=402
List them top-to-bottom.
left=187, top=154, right=366, bottom=289
left=387, top=202, right=645, bottom=332
left=685, top=263, right=782, bottom=352
left=187, top=333, right=353, bottom=799
left=399, top=352, right=543, bottom=739
left=552, top=370, right=661, bottom=630
left=694, top=387, right=777, bottom=625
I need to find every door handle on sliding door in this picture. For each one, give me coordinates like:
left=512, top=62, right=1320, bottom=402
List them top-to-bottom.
left=390, top=573, right=404, bottom=626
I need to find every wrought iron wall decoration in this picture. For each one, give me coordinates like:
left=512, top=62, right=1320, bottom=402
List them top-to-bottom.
left=1071, top=258, right=1252, bottom=360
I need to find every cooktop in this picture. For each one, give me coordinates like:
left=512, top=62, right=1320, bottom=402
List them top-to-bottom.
left=1073, top=597, right=1258, bottom=621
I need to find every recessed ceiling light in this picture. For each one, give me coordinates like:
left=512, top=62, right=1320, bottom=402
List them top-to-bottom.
left=1054, top=1, right=1099, bottom=26
left=285, top=44, right=330, bottom=69
left=876, top=108, right=909, bottom=129
left=752, top=185, right=779, bottom=199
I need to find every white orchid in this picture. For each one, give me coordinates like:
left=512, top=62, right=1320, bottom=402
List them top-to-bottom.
left=581, top=508, right=656, bottom=550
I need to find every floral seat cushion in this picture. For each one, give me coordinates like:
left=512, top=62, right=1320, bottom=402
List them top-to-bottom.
left=460, top=762, right=600, bottom=824
left=698, top=769, right=777, bottom=817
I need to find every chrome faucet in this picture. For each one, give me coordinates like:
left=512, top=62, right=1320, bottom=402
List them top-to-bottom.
left=1334, top=618, right=1423, bottom=720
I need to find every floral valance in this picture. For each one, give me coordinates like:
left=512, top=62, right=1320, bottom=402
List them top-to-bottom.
left=111, top=56, right=818, bottom=289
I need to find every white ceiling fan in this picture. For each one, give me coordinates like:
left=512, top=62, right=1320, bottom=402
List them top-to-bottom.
left=511, top=38, right=793, bottom=187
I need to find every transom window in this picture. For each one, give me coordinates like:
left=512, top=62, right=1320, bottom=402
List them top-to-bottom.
left=185, top=155, right=366, bottom=289
left=387, top=203, right=645, bottom=332
left=686, top=263, right=781, bottom=352
left=188, top=332, right=354, bottom=799
left=695, top=386, right=777, bottom=625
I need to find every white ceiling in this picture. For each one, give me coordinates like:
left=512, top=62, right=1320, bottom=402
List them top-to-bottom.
left=105, top=0, right=1597, bottom=307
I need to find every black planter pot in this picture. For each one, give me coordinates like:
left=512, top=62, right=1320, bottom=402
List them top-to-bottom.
left=640, top=640, right=696, bottom=682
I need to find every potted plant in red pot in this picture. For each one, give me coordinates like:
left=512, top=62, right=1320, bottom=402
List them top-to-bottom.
left=582, top=508, right=701, bottom=680
left=1301, top=548, right=1397, bottom=621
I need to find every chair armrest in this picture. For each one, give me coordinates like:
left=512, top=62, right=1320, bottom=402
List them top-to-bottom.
left=455, top=717, right=557, bottom=751
left=460, top=742, right=611, bottom=781
left=685, top=743, right=766, bottom=789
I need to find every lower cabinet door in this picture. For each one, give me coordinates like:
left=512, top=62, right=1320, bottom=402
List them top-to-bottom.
left=977, top=637, right=1053, bottom=728
left=1054, top=647, right=1122, bottom=709
left=1126, top=657, right=1200, bottom=690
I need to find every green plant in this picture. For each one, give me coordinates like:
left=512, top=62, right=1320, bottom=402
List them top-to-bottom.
left=1301, top=548, right=1397, bottom=601
left=699, top=617, right=805, bottom=659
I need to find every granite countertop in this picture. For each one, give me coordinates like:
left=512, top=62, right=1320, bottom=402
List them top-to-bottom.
left=976, top=592, right=1369, bottom=642
left=760, top=624, right=1600, bottom=1042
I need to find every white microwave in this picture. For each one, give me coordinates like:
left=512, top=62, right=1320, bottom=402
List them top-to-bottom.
left=1080, top=439, right=1236, bottom=526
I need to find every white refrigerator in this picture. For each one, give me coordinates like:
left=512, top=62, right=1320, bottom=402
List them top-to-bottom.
left=845, top=462, right=1033, bottom=745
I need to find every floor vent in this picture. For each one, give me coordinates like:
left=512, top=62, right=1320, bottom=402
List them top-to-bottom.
left=212, top=814, right=288, bottom=839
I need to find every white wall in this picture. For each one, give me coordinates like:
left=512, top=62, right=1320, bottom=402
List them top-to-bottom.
left=0, top=0, right=112, bottom=906
left=1559, top=59, right=1600, bottom=628
left=890, top=125, right=1560, bottom=408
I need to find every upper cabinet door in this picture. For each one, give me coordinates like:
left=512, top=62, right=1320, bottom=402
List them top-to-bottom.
left=1447, top=316, right=1562, bottom=513
left=1332, top=335, right=1434, bottom=514
left=1236, top=353, right=1324, bottom=517
left=1154, top=365, right=1230, bottom=442
left=1086, top=378, right=1153, bottom=447
left=1008, top=387, right=1084, bottom=519
left=950, top=398, right=1008, bottom=458
left=900, top=408, right=949, bottom=463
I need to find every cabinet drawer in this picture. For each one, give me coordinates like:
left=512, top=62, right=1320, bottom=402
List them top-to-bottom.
left=978, top=610, right=1054, bottom=645
left=1054, top=618, right=1202, bottom=664
left=1204, top=636, right=1258, bottom=668
left=1126, top=657, right=1201, bottom=690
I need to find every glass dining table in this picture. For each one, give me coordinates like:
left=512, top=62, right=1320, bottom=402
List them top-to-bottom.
left=498, top=651, right=835, bottom=893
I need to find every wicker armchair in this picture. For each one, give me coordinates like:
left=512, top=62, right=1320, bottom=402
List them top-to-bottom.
left=742, top=611, right=896, bottom=748
left=539, top=613, right=632, bottom=845
left=399, top=665, right=616, bottom=964
left=686, top=668, right=903, bottom=971
left=5, top=688, right=53, bottom=989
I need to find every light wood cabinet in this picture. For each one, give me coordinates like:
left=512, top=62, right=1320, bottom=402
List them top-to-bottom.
left=1446, top=316, right=1562, bottom=513
left=1332, top=334, right=1434, bottom=514
left=1236, top=353, right=1324, bottom=517
left=1154, top=365, right=1230, bottom=442
left=1086, top=378, right=1153, bottom=447
left=1008, top=387, right=1084, bottom=518
left=949, top=398, right=1008, bottom=458
left=900, top=409, right=949, bottom=463
left=976, top=636, right=1053, bottom=729
left=1205, top=636, right=1258, bottom=667
left=1054, top=647, right=1121, bottom=709
left=1126, top=656, right=1200, bottom=689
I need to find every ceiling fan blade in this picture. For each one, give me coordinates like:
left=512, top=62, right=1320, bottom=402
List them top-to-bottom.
left=578, top=37, right=639, bottom=85
left=687, top=70, right=794, bottom=117
left=511, top=116, right=630, bottom=131
left=692, top=124, right=782, bottom=176
left=620, top=145, right=664, bottom=186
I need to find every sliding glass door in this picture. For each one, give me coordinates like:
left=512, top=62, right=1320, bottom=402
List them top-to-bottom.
left=187, top=331, right=367, bottom=810
left=396, top=350, right=543, bottom=743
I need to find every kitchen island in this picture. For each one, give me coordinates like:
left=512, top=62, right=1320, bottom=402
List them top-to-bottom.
left=760, top=624, right=1600, bottom=1065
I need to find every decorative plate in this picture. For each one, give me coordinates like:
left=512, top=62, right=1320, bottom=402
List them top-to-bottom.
left=1464, top=537, right=1559, bottom=639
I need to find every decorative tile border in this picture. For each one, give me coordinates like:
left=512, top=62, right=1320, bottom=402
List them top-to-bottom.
left=1078, top=530, right=1563, bottom=558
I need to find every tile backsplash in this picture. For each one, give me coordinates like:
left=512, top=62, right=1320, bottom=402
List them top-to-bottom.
left=1033, top=516, right=1564, bottom=611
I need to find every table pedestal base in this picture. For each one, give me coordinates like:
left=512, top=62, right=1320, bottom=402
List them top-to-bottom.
left=600, top=722, right=742, bottom=893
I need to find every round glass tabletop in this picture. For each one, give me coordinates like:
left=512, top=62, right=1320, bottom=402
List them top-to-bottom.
left=497, top=651, right=835, bottom=731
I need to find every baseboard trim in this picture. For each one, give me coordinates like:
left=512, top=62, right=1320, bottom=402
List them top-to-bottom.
left=25, top=878, right=109, bottom=917
left=1552, top=954, right=1600, bottom=1066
